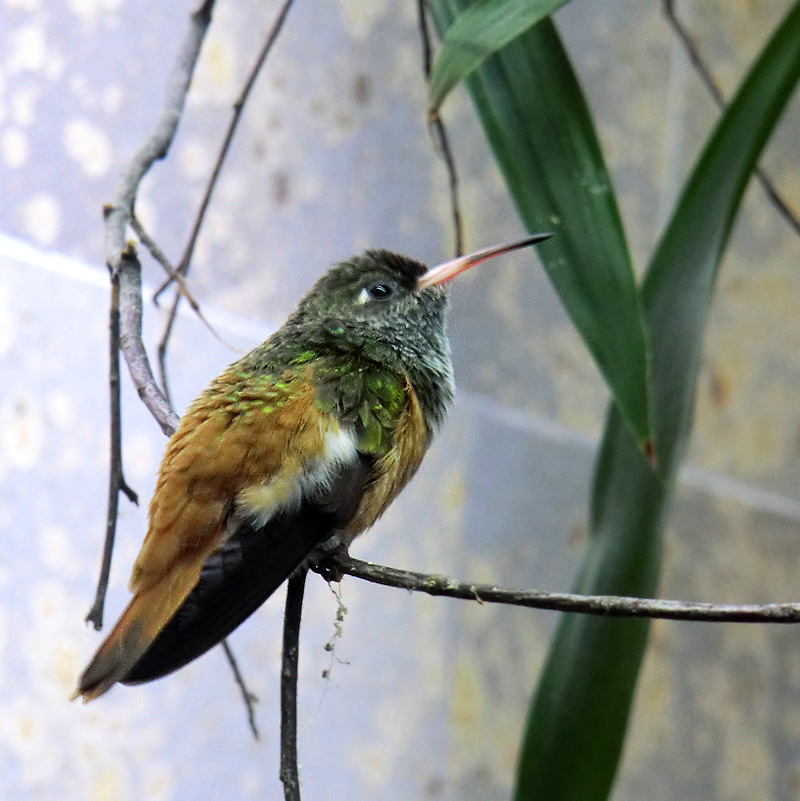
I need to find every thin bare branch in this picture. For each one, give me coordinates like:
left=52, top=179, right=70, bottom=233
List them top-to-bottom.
left=105, top=0, right=216, bottom=280
left=154, top=0, right=297, bottom=304
left=416, top=0, right=464, bottom=257
left=663, top=0, right=800, bottom=236
left=430, top=118, right=464, bottom=257
left=130, top=216, right=181, bottom=286
left=132, top=216, right=239, bottom=356
left=131, top=217, right=198, bottom=316
left=127, top=219, right=178, bottom=405
left=117, top=248, right=180, bottom=435
left=85, top=275, right=139, bottom=630
left=157, top=291, right=180, bottom=407
left=325, top=553, right=800, bottom=624
left=280, top=570, right=307, bottom=801
left=222, top=639, right=260, bottom=740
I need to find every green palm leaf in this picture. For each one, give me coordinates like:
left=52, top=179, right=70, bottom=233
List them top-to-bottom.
left=428, top=0, right=570, bottom=115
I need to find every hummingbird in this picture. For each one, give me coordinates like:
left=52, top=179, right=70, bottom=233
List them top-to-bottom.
left=75, top=233, right=550, bottom=701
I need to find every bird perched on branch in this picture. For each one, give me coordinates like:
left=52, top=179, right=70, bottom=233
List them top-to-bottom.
left=75, top=233, right=550, bottom=700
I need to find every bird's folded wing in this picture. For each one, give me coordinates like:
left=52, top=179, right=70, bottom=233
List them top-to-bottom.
left=123, top=452, right=371, bottom=684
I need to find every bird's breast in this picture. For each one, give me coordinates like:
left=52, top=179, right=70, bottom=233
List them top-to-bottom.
left=235, top=423, right=359, bottom=529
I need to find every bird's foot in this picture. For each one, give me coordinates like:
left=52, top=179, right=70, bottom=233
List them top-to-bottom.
left=308, top=533, right=350, bottom=583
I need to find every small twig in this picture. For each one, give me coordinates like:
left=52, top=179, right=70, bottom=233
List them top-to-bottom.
left=154, top=0, right=297, bottom=304
left=416, top=0, right=464, bottom=257
left=416, top=0, right=435, bottom=77
left=663, top=0, right=800, bottom=237
left=663, top=0, right=725, bottom=105
left=430, top=106, right=464, bottom=258
left=130, top=216, right=191, bottom=301
left=132, top=216, right=238, bottom=355
left=128, top=217, right=180, bottom=403
left=117, top=247, right=180, bottom=435
left=85, top=275, right=139, bottom=630
left=109, top=279, right=139, bottom=518
left=157, top=291, right=180, bottom=407
left=324, top=553, right=800, bottom=624
left=280, top=570, right=307, bottom=801
left=222, top=639, right=260, bottom=740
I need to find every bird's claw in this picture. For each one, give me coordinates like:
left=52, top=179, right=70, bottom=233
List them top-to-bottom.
left=308, top=533, right=349, bottom=583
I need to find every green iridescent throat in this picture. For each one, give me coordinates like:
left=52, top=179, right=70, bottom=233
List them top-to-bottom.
left=312, top=356, right=408, bottom=457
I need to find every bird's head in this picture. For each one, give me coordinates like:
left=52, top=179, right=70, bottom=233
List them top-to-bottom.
left=287, top=233, right=552, bottom=368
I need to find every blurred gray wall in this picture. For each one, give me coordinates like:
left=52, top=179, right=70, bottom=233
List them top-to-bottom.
left=1, top=0, right=799, bottom=799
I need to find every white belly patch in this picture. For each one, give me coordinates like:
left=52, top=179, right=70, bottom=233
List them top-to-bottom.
left=236, top=425, right=359, bottom=528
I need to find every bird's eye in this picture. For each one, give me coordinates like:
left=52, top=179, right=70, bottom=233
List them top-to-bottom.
left=365, top=281, right=394, bottom=301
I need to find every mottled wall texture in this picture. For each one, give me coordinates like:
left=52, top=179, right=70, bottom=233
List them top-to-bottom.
left=1, top=0, right=799, bottom=799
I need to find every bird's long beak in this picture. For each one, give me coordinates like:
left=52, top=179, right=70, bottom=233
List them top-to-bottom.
left=417, top=232, right=552, bottom=291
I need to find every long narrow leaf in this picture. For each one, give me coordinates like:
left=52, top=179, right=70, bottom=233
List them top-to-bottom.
left=428, top=0, right=570, bottom=115
left=645, top=0, right=800, bottom=475
left=430, top=1, right=654, bottom=454
left=515, top=4, right=800, bottom=801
